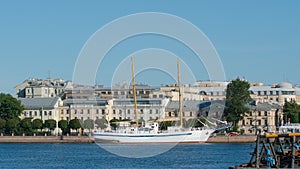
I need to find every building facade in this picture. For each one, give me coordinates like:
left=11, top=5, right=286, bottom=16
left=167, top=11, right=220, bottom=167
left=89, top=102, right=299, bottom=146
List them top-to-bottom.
left=15, top=78, right=300, bottom=135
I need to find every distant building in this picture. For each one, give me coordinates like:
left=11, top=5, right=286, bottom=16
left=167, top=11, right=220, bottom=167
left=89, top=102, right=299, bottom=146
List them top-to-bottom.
left=15, top=78, right=72, bottom=98
left=249, top=82, right=300, bottom=105
left=19, top=97, right=62, bottom=134
left=62, top=98, right=108, bottom=122
left=165, top=100, right=225, bottom=121
left=238, top=103, right=283, bottom=134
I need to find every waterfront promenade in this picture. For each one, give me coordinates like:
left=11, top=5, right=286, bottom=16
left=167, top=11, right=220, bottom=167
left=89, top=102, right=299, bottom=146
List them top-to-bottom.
left=0, top=135, right=256, bottom=143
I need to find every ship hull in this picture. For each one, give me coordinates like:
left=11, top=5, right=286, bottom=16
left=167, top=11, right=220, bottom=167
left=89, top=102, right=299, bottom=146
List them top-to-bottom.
left=94, top=129, right=214, bottom=143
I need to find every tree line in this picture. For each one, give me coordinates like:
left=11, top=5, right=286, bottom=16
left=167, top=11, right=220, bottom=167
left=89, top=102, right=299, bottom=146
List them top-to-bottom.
left=224, top=78, right=300, bottom=133
left=0, top=93, right=108, bottom=136
left=0, top=117, right=108, bottom=136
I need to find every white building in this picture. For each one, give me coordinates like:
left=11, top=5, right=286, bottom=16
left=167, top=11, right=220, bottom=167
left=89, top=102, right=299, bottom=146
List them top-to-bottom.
left=15, top=78, right=72, bottom=98
left=19, top=97, right=62, bottom=134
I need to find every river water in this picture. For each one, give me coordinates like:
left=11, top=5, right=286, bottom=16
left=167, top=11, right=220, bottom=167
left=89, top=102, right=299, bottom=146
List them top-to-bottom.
left=0, top=143, right=254, bottom=169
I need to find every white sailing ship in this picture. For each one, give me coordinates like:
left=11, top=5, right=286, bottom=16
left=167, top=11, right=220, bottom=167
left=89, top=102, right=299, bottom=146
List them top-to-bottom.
left=94, top=57, right=218, bottom=143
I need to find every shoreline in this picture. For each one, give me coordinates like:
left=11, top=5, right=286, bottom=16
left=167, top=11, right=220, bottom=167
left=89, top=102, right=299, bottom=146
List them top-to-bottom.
left=0, top=135, right=256, bottom=143
left=0, top=136, right=95, bottom=143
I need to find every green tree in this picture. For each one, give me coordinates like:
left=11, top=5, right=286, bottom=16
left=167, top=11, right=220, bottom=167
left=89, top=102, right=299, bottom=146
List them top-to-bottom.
left=224, top=78, right=253, bottom=126
left=0, top=93, right=24, bottom=119
left=283, top=101, right=300, bottom=123
left=0, top=118, right=6, bottom=133
left=6, top=118, right=19, bottom=134
left=20, top=118, right=33, bottom=135
left=69, top=118, right=81, bottom=132
left=95, top=118, right=108, bottom=129
left=32, top=119, right=43, bottom=132
left=44, top=119, right=57, bottom=132
left=83, top=119, right=94, bottom=132
left=109, top=119, right=119, bottom=130
left=58, top=120, right=68, bottom=134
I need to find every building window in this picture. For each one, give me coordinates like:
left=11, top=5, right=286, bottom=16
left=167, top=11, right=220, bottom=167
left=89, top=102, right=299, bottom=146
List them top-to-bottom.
left=258, top=91, right=261, bottom=96
left=264, top=91, right=267, bottom=95
left=270, top=91, right=273, bottom=95
left=276, top=91, right=279, bottom=95
left=159, top=94, right=163, bottom=98
left=153, top=95, right=157, bottom=98
left=87, top=109, right=90, bottom=114
left=96, top=109, right=99, bottom=114
left=102, top=109, right=105, bottom=115
left=127, top=109, right=130, bottom=114
left=140, top=109, right=143, bottom=114
left=150, top=109, right=152, bottom=114
left=156, top=109, right=159, bottom=114
left=61, top=110, right=64, bottom=114
left=74, top=110, right=77, bottom=114
left=80, top=110, right=83, bottom=114
left=113, top=110, right=116, bottom=114
left=119, top=110, right=122, bottom=115
left=29, top=111, right=32, bottom=117
left=34, top=111, right=37, bottom=116
left=44, top=111, right=47, bottom=116
left=49, top=111, right=52, bottom=116
left=258, top=111, right=261, bottom=116
left=265, top=111, right=268, bottom=116
left=169, top=112, right=172, bottom=117
left=183, top=112, right=185, bottom=117
left=190, top=112, right=192, bottom=117
left=250, top=112, right=252, bottom=116
left=81, top=117, right=83, bottom=121
left=250, top=119, right=253, bottom=125
left=265, top=119, right=268, bottom=126
left=258, top=120, right=261, bottom=126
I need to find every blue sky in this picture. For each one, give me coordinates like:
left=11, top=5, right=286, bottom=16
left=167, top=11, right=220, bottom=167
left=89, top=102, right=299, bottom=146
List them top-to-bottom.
left=0, top=1, right=300, bottom=94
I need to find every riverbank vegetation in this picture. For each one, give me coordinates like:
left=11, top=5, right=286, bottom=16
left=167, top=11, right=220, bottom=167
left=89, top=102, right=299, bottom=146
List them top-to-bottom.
left=0, top=93, right=108, bottom=136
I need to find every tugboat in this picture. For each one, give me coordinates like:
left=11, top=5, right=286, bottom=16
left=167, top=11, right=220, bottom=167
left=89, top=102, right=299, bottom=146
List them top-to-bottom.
left=229, top=133, right=300, bottom=168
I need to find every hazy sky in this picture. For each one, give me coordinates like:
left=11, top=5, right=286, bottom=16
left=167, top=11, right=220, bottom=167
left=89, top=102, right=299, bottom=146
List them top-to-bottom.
left=1, top=1, right=300, bottom=94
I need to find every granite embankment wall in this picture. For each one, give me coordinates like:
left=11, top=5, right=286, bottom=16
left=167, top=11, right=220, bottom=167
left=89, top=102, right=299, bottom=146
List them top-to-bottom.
left=0, top=135, right=256, bottom=143
left=207, top=135, right=256, bottom=143
left=0, top=136, right=94, bottom=143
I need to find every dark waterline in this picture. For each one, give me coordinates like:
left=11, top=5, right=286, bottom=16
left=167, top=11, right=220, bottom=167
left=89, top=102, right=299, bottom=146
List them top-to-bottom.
left=0, top=143, right=254, bottom=169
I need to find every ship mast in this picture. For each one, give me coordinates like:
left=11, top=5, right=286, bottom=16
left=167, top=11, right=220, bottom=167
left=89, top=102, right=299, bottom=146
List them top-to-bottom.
left=131, top=56, right=138, bottom=127
left=177, top=58, right=183, bottom=128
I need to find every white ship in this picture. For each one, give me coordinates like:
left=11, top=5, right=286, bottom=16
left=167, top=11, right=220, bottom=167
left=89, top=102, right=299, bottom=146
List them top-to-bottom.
left=94, top=57, right=220, bottom=143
